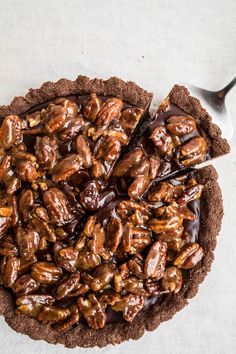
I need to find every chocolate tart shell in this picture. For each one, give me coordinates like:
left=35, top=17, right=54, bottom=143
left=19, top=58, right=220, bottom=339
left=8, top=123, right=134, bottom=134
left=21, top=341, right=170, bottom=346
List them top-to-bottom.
left=0, top=75, right=153, bottom=118
left=168, top=85, right=230, bottom=158
left=0, top=165, right=223, bottom=348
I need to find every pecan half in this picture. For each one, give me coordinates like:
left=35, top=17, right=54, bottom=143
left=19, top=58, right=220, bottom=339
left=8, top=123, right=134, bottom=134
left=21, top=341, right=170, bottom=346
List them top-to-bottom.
left=83, top=93, right=101, bottom=121
left=96, top=98, right=123, bottom=127
left=119, top=107, right=143, bottom=134
left=0, top=115, right=22, bottom=149
left=166, top=115, right=197, bottom=136
left=59, top=116, right=87, bottom=141
left=150, top=126, right=173, bottom=155
left=76, top=135, right=92, bottom=168
left=35, top=136, right=58, bottom=170
left=179, top=136, right=208, bottom=166
left=112, top=148, right=143, bottom=177
left=51, top=154, right=82, bottom=182
left=128, top=176, right=150, bottom=199
left=178, top=184, right=203, bottom=205
left=43, top=188, right=73, bottom=225
left=18, top=189, right=35, bottom=222
left=105, top=217, right=123, bottom=252
left=16, top=227, right=40, bottom=260
left=144, top=241, right=167, bottom=279
left=174, top=243, right=203, bottom=269
left=77, top=248, right=101, bottom=270
left=3, top=256, right=20, bottom=288
left=31, top=262, right=63, bottom=285
left=83, top=263, right=115, bottom=291
left=161, top=266, right=183, bottom=293
left=54, top=272, right=81, bottom=300
left=12, top=274, right=40, bottom=296
left=16, top=294, right=55, bottom=318
left=77, top=294, right=106, bottom=329
left=111, top=294, right=145, bottom=321
left=53, top=305, right=80, bottom=332
left=38, top=306, right=71, bottom=324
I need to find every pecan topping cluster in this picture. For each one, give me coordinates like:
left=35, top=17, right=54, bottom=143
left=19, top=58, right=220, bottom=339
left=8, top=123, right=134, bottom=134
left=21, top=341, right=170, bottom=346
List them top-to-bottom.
left=113, top=109, right=208, bottom=198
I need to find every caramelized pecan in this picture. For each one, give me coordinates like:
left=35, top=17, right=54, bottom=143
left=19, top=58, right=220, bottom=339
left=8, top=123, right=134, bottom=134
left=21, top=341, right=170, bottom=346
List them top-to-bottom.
left=83, top=93, right=101, bottom=121
left=96, top=97, right=123, bottom=127
left=119, top=107, right=143, bottom=134
left=0, top=115, right=22, bottom=149
left=166, top=115, right=197, bottom=136
left=59, top=116, right=86, bottom=141
left=150, top=126, right=173, bottom=155
left=76, top=135, right=92, bottom=168
left=35, top=136, right=58, bottom=169
left=179, top=136, right=208, bottom=166
left=112, top=148, right=143, bottom=177
left=51, top=155, right=82, bottom=182
left=16, top=160, right=38, bottom=182
left=128, top=176, right=150, bottom=198
left=178, top=184, right=203, bottom=205
left=43, top=188, right=73, bottom=225
left=18, top=189, right=35, bottom=222
left=149, top=205, right=183, bottom=233
left=105, top=217, right=123, bottom=252
left=16, top=227, right=39, bottom=260
left=144, top=241, right=167, bottom=279
left=174, top=243, right=203, bottom=269
left=77, top=248, right=101, bottom=270
left=3, top=256, right=20, bottom=288
left=31, top=262, right=62, bottom=285
left=83, top=263, right=115, bottom=291
left=161, top=266, right=183, bottom=293
left=54, top=272, right=81, bottom=300
left=13, top=274, right=40, bottom=296
left=16, top=294, right=55, bottom=318
left=77, top=294, right=106, bottom=329
left=111, top=294, right=145, bottom=321
left=53, top=305, right=80, bottom=332
left=38, top=306, right=71, bottom=324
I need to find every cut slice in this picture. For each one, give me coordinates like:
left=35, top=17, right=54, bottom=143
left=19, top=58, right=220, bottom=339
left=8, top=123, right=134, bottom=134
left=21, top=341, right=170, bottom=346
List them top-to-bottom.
left=112, top=85, right=230, bottom=199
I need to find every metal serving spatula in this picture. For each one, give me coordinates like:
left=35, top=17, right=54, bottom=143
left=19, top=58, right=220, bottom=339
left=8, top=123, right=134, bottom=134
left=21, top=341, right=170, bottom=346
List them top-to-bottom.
left=186, top=77, right=236, bottom=140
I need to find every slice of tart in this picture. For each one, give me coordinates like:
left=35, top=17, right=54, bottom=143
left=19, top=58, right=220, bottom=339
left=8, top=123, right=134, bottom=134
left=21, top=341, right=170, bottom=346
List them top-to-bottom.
left=112, top=84, right=230, bottom=199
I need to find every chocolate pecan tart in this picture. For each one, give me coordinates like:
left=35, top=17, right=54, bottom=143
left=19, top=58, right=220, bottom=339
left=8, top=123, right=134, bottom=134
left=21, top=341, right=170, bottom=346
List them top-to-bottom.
left=0, top=77, right=230, bottom=348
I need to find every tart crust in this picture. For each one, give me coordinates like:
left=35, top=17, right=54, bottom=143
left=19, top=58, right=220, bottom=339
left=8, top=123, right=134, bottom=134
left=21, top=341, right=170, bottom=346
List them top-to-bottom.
left=0, top=75, right=153, bottom=118
left=168, top=85, right=230, bottom=158
left=0, top=165, right=223, bottom=348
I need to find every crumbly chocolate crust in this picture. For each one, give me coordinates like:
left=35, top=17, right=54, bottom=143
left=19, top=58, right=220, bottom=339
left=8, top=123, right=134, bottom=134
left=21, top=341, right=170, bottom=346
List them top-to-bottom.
left=0, top=76, right=153, bottom=118
left=168, top=85, right=230, bottom=158
left=0, top=165, right=223, bottom=348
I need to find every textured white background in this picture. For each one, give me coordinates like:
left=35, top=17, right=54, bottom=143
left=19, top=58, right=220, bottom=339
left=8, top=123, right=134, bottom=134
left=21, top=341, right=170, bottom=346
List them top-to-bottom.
left=0, top=1, right=236, bottom=353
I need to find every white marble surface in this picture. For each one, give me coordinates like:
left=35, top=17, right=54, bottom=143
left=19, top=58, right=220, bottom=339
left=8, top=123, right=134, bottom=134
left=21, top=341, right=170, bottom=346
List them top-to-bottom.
left=0, top=0, right=236, bottom=353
